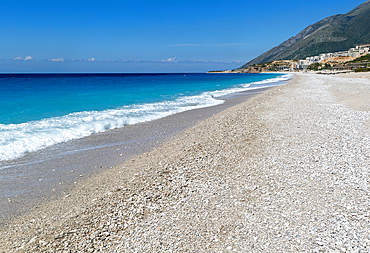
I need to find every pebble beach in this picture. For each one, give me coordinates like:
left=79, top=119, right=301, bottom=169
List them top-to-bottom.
left=1, top=72, right=370, bottom=252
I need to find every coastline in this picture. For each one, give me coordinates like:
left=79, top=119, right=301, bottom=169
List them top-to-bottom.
left=1, top=72, right=370, bottom=252
left=0, top=86, right=274, bottom=226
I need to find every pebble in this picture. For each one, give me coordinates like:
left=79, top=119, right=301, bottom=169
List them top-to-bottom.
left=1, top=73, right=370, bottom=252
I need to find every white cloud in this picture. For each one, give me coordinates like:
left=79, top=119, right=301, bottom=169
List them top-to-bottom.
left=12, top=56, right=34, bottom=61
left=12, top=56, right=24, bottom=61
left=24, top=56, right=34, bottom=61
left=161, top=57, right=177, bottom=62
left=45, top=58, right=96, bottom=62
left=46, top=58, right=65, bottom=62
left=70, top=59, right=84, bottom=62
left=101, top=59, right=137, bottom=63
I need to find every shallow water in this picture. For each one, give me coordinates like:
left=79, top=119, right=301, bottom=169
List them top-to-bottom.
left=0, top=73, right=290, bottom=162
left=0, top=86, right=279, bottom=225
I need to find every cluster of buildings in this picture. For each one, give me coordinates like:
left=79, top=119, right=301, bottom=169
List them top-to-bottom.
left=212, top=43, right=370, bottom=74
left=293, top=44, right=370, bottom=71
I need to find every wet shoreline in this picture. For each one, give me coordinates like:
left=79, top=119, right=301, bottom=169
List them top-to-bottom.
left=0, top=86, right=273, bottom=226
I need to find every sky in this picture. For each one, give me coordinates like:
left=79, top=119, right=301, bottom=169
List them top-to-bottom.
left=0, top=0, right=366, bottom=73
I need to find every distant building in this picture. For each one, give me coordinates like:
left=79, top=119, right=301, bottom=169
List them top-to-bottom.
left=243, top=43, right=370, bottom=73
left=298, top=43, right=370, bottom=71
left=356, top=44, right=370, bottom=49
left=349, top=45, right=369, bottom=57
left=298, top=60, right=312, bottom=70
left=291, top=62, right=299, bottom=70
left=276, top=65, right=291, bottom=71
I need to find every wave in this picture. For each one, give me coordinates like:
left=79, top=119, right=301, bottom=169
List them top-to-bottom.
left=0, top=74, right=291, bottom=161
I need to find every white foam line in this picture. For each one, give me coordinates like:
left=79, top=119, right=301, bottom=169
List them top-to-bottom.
left=0, top=74, right=291, bottom=162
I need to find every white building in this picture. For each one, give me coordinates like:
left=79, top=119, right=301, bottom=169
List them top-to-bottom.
left=293, top=43, right=370, bottom=71
left=356, top=44, right=370, bottom=50
left=348, top=45, right=369, bottom=57
left=334, top=51, right=351, bottom=57
left=319, top=53, right=334, bottom=60
left=298, top=59, right=312, bottom=70
left=291, top=62, right=299, bottom=70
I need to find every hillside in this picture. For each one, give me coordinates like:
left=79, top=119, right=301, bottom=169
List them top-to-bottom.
left=240, top=0, right=370, bottom=68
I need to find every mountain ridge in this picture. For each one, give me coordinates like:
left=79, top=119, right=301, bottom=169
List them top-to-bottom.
left=240, top=0, right=370, bottom=68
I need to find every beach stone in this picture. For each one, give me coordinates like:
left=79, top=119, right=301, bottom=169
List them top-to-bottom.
left=1, top=73, right=370, bottom=252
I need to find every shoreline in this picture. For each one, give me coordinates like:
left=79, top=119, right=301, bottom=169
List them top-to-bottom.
left=1, top=73, right=370, bottom=252
left=0, top=85, right=275, bottom=226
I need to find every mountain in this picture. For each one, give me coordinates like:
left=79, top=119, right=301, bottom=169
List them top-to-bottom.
left=240, top=0, right=370, bottom=68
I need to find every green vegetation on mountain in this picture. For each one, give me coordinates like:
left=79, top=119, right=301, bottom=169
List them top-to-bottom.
left=240, top=0, right=370, bottom=68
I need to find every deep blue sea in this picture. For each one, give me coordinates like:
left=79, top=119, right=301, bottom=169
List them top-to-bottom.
left=0, top=73, right=291, bottom=161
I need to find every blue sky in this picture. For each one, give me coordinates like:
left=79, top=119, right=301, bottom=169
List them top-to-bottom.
left=0, top=0, right=366, bottom=73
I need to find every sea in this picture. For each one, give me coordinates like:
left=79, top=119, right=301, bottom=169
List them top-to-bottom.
left=0, top=73, right=291, bottom=163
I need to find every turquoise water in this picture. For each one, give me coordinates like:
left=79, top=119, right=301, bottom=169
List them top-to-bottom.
left=0, top=73, right=290, bottom=161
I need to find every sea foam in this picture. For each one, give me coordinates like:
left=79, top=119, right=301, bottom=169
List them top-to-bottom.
left=0, top=74, right=291, bottom=161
